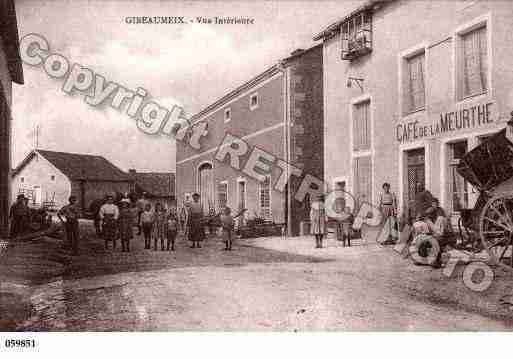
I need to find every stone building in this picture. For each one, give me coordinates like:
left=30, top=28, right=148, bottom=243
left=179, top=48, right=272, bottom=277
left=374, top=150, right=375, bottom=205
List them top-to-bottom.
left=176, top=45, right=323, bottom=235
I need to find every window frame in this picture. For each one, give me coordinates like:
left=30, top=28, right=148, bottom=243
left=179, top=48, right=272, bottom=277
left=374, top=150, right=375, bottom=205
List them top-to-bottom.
left=453, top=14, right=491, bottom=104
left=398, top=42, right=428, bottom=117
left=249, top=92, right=259, bottom=111
left=351, top=97, right=372, bottom=153
left=224, top=108, right=231, bottom=123
left=447, top=139, right=470, bottom=213
left=258, top=175, right=272, bottom=220
left=217, top=180, right=228, bottom=210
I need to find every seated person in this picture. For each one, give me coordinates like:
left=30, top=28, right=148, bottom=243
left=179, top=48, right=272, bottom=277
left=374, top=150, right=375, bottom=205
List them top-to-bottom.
left=411, top=204, right=454, bottom=267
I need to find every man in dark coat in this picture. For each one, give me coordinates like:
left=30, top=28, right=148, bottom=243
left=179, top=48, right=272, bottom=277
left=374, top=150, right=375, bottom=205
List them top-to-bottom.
left=9, top=194, right=29, bottom=238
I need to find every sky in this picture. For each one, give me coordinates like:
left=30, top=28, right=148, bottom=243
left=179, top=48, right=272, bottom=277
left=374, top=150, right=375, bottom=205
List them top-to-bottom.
left=12, top=0, right=361, bottom=172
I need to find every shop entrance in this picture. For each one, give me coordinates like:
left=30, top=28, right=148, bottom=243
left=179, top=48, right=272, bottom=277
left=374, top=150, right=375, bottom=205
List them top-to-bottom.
left=406, top=148, right=425, bottom=207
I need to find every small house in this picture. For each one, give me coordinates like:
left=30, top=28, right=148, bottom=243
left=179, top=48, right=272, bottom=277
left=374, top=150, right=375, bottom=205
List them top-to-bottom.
left=12, top=149, right=133, bottom=210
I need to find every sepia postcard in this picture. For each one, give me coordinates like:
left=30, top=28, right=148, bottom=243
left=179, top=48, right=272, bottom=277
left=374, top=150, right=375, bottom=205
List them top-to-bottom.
left=1, top=0, right=513, bottom=350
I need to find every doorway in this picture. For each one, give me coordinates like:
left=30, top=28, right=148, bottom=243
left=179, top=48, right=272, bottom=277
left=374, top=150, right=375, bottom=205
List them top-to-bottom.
left=406, top=148, right=425, bottom=210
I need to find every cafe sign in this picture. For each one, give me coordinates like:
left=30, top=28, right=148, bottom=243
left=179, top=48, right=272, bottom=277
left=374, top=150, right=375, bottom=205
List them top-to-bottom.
left=396, top=102, right=494, bottom=143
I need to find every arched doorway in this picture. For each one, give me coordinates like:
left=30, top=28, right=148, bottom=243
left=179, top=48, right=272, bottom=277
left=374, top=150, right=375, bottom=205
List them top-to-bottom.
left=198, top=162, right=214, bottom=214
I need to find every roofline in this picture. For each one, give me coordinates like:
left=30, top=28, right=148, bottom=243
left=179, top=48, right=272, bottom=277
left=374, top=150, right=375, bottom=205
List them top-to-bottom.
left=312, top=0, right=393, bottom=41
left=190, top=43, right=323, bottom=123
left=190, top=64, right=281, bottom=122
left=11, top=149, right=37, bottom=177
left=12, top=149, right=132, bottom=182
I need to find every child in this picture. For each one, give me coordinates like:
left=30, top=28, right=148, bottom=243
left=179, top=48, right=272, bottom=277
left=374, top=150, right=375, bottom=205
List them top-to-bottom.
left=310, top=194, right=327, bottom=249
left=118, top=199, right=133, bottom=252
left=153, top=202, right=166, bottom=251
left=140, top=203, right=154, bottom=249
left=340, top=206, right=354, bottom=247
left=165, top=207, right=179, bottom=251
left=220, top=207, right=235, bottom=251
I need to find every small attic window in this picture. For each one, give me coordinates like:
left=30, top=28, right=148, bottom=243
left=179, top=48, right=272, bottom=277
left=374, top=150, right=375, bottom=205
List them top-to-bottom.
left=249, top=93, right=259, bottom=111
left=224, top=108, right=231, bottom=123
left=51, top=175, right=55, bottom=181
left=20, top=177, right=24, bottom=183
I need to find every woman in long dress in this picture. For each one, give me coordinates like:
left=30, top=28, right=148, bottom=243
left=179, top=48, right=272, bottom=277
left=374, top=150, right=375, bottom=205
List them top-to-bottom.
left=379, top=182, right=397, bottom=244
left=187, top=193, right=205, bottom=248
left=310, top=194, right=327, bottom=249
left=99, top=195, right=119, bottom=250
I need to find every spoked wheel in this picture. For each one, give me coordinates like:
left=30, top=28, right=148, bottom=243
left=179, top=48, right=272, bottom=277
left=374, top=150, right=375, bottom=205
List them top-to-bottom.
left=479, top=194, right=513, bottom=272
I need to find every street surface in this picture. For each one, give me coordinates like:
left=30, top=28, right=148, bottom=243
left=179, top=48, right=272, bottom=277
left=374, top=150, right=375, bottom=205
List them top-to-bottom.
left=1, top=225, right=513, bottom=331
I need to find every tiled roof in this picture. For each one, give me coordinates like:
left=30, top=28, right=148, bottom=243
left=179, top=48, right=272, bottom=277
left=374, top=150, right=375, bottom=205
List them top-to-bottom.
left=13, top=150, right=131, bottom=182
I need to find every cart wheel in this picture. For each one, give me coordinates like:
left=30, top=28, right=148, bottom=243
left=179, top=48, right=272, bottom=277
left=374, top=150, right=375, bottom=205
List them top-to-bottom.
left=479, top=194, right=513, bottom=272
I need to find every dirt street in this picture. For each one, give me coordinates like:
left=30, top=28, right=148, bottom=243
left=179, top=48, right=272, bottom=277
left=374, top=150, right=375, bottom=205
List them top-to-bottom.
left=2, top=225, right=512, bottom=331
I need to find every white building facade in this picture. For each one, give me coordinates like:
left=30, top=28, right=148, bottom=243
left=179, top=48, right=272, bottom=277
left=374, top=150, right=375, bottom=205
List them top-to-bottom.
left=316, top=0, right=513, bottom=219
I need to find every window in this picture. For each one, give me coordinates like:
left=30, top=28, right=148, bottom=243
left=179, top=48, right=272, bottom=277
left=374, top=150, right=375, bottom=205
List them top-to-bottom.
left=340, top=11, right=372, bottom=60
left=458, top=25, right=487, bottom=99
left=405, top=52, right=425, bottom=113
left=249, top=93, right=259, bottom=110
left=353, top=100, right=371, bottom=151
left=224, top=108, right=231, bottom=123
left=448, top=140, right=469, bottom=212
left=354, top=156, right=372, bottom=204
left=50, top=175, right=55, bottom=181
left=259, top=176, right=271, bottom=219
left=20, top=177, right=24, bottom=183
left=217, top=181, right=228, bottom=209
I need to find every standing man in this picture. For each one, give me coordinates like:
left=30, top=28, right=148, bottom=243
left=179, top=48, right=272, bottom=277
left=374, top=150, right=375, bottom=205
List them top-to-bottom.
left=136, top=192, right=149, bottom=236
left=187, top=193, right=205, bottom=248
left=9, top=194, right=29, bottom=238
left=57, top=195, right=81, bottom=255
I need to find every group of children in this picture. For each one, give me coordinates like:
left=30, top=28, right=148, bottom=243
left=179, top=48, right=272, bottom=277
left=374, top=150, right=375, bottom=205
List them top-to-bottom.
left=310, top=194, right=355, bottom=249
left=114, top=198, right=239, bottom=253
left=137, top=202, right=179, bottom=251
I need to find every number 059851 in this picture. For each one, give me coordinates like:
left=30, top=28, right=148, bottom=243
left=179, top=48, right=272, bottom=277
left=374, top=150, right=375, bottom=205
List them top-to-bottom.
left=4, top=339, right=36, bottom=348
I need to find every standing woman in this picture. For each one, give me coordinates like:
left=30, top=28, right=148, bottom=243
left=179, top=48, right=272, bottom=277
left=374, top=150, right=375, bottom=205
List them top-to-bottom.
left=379, top=182, right=397, bottom=244
left=187, top=193, right=205, bottom=248
left=310, top=194, right=327, bottom=249
left=99, top=195, right=120, bottom=250
left=118, top=199, right=133, bottom=252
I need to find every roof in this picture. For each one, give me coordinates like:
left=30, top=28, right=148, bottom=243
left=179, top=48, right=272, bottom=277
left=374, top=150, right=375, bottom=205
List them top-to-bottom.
left=0, top=0, right=24, bottom=84
left=312, top=0, right=393, bottom=41
left=190, top=43, right=322, bottom=123
left=190, top=64, right=281, bottom=122
left=12, top=150, right=132, bottom=182
left=132, top=172, right=175, bottom=198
